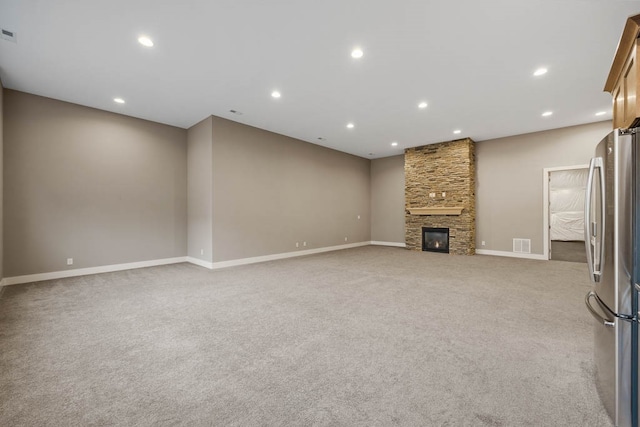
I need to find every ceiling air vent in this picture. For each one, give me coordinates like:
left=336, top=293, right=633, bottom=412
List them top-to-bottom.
left=1, top=29, right=17, bottom=43
left=229, top=109, right=243, bottom=115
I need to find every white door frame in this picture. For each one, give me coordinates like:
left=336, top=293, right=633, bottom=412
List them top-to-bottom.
left=542, top=164, right=589, bottom=260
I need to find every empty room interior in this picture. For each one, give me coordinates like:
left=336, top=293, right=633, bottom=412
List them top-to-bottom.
left=2, top=1, right=640, bottom=426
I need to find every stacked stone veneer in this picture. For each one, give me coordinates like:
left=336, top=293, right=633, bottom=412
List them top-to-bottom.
left=405, top=138, right=476, bottom=255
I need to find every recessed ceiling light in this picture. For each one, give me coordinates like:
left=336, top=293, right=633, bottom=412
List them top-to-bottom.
left=138, top=36, right=154, bottom=47
left=351, top=48, right=364, bottom=59
left=533, top=67, right=547, bottom=76
left=271, top=91, right=281, bottom=98
left=113, top=98, right=125, bottom=104
left=418, top=102, right=428, bottom=109
left=542, top=111, right=553, bottom=117
left=595, top=111, right=607, bottom=116
left=346, top=123, right=355, bottom=129
left=453, top=130, right=461, bottom=134
left=391, top=142, right=398, bottom=147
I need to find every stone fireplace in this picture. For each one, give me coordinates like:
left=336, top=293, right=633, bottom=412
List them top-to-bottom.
left=405, top=138, right=476, bottom=255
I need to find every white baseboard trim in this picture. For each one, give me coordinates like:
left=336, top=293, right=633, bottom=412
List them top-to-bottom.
left=0, top=241, right=404, bottom=285
left=211, top=241, right=371, bottom=270
left=370, top=241, right=406, bottom=248
left=475, top=249, right=547, bottom=261
left=3, top=257, right=188, bottom=286
left=186, top=257, right=214, bottom=270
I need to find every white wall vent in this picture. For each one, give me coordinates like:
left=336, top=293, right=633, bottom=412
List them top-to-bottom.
left=1, top=29, right=17, bottom=43
left=513, top=238, right=531, bottom=254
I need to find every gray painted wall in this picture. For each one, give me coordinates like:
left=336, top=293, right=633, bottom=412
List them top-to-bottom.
left=1, top=88, right=612, bottom=276
left=3, top=90, right=188, bottom=277
left=211, top=116, right=371, bottom=262
left=187, top=117, right=213, bottom=262
left=476, top=120, right=611, bottom=254
left=370, top=155, right=405, bottom=243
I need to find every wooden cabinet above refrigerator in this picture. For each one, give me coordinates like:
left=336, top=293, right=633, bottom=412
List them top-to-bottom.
left=605, top=14, right=640, bottom=129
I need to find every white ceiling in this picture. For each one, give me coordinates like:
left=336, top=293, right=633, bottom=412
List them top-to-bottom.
left=1, top=1, right=639, bottom=159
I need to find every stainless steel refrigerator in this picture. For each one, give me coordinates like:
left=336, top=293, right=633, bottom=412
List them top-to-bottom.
left=584, top=128, right=638, bottom=427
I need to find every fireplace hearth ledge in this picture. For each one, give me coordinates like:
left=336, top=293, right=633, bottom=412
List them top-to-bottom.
left=408, top=207, right=464, bottom=216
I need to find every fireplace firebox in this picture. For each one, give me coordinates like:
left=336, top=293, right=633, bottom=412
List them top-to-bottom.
left=422, top=227, right=449, bottom=253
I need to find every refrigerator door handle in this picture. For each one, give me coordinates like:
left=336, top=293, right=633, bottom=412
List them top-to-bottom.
left=584, top=156, right=605, bottom=282
left=585, top=291, right=615, bottom=327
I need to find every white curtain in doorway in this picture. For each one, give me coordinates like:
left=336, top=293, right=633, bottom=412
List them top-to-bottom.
left=549, top=169, right=588, bottom=241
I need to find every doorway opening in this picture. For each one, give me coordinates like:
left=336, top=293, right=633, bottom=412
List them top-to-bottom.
left=543, top=165, right=588, bottom=263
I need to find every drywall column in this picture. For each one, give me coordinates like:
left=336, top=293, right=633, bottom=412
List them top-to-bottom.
left=187, top=116, right=214, bottom=265
left=371, top=155, right=405, bottom=245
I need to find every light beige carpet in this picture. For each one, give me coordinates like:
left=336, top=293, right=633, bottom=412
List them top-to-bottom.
left=0, top=246, right=611, bottom=426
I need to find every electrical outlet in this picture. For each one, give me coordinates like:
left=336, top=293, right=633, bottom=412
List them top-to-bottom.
left=442, top=192, right=446, bottom=197
left=344, top=237, right=348, bottom=242
left=303, top=241, right=307, bottom=247
left=481, top=241, right=486, bottom=246
left=296, top=242, right=299, bottom=248
left=200, top=249, right=204, bottom=255
left=67, top=258, right=73, bottom=265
